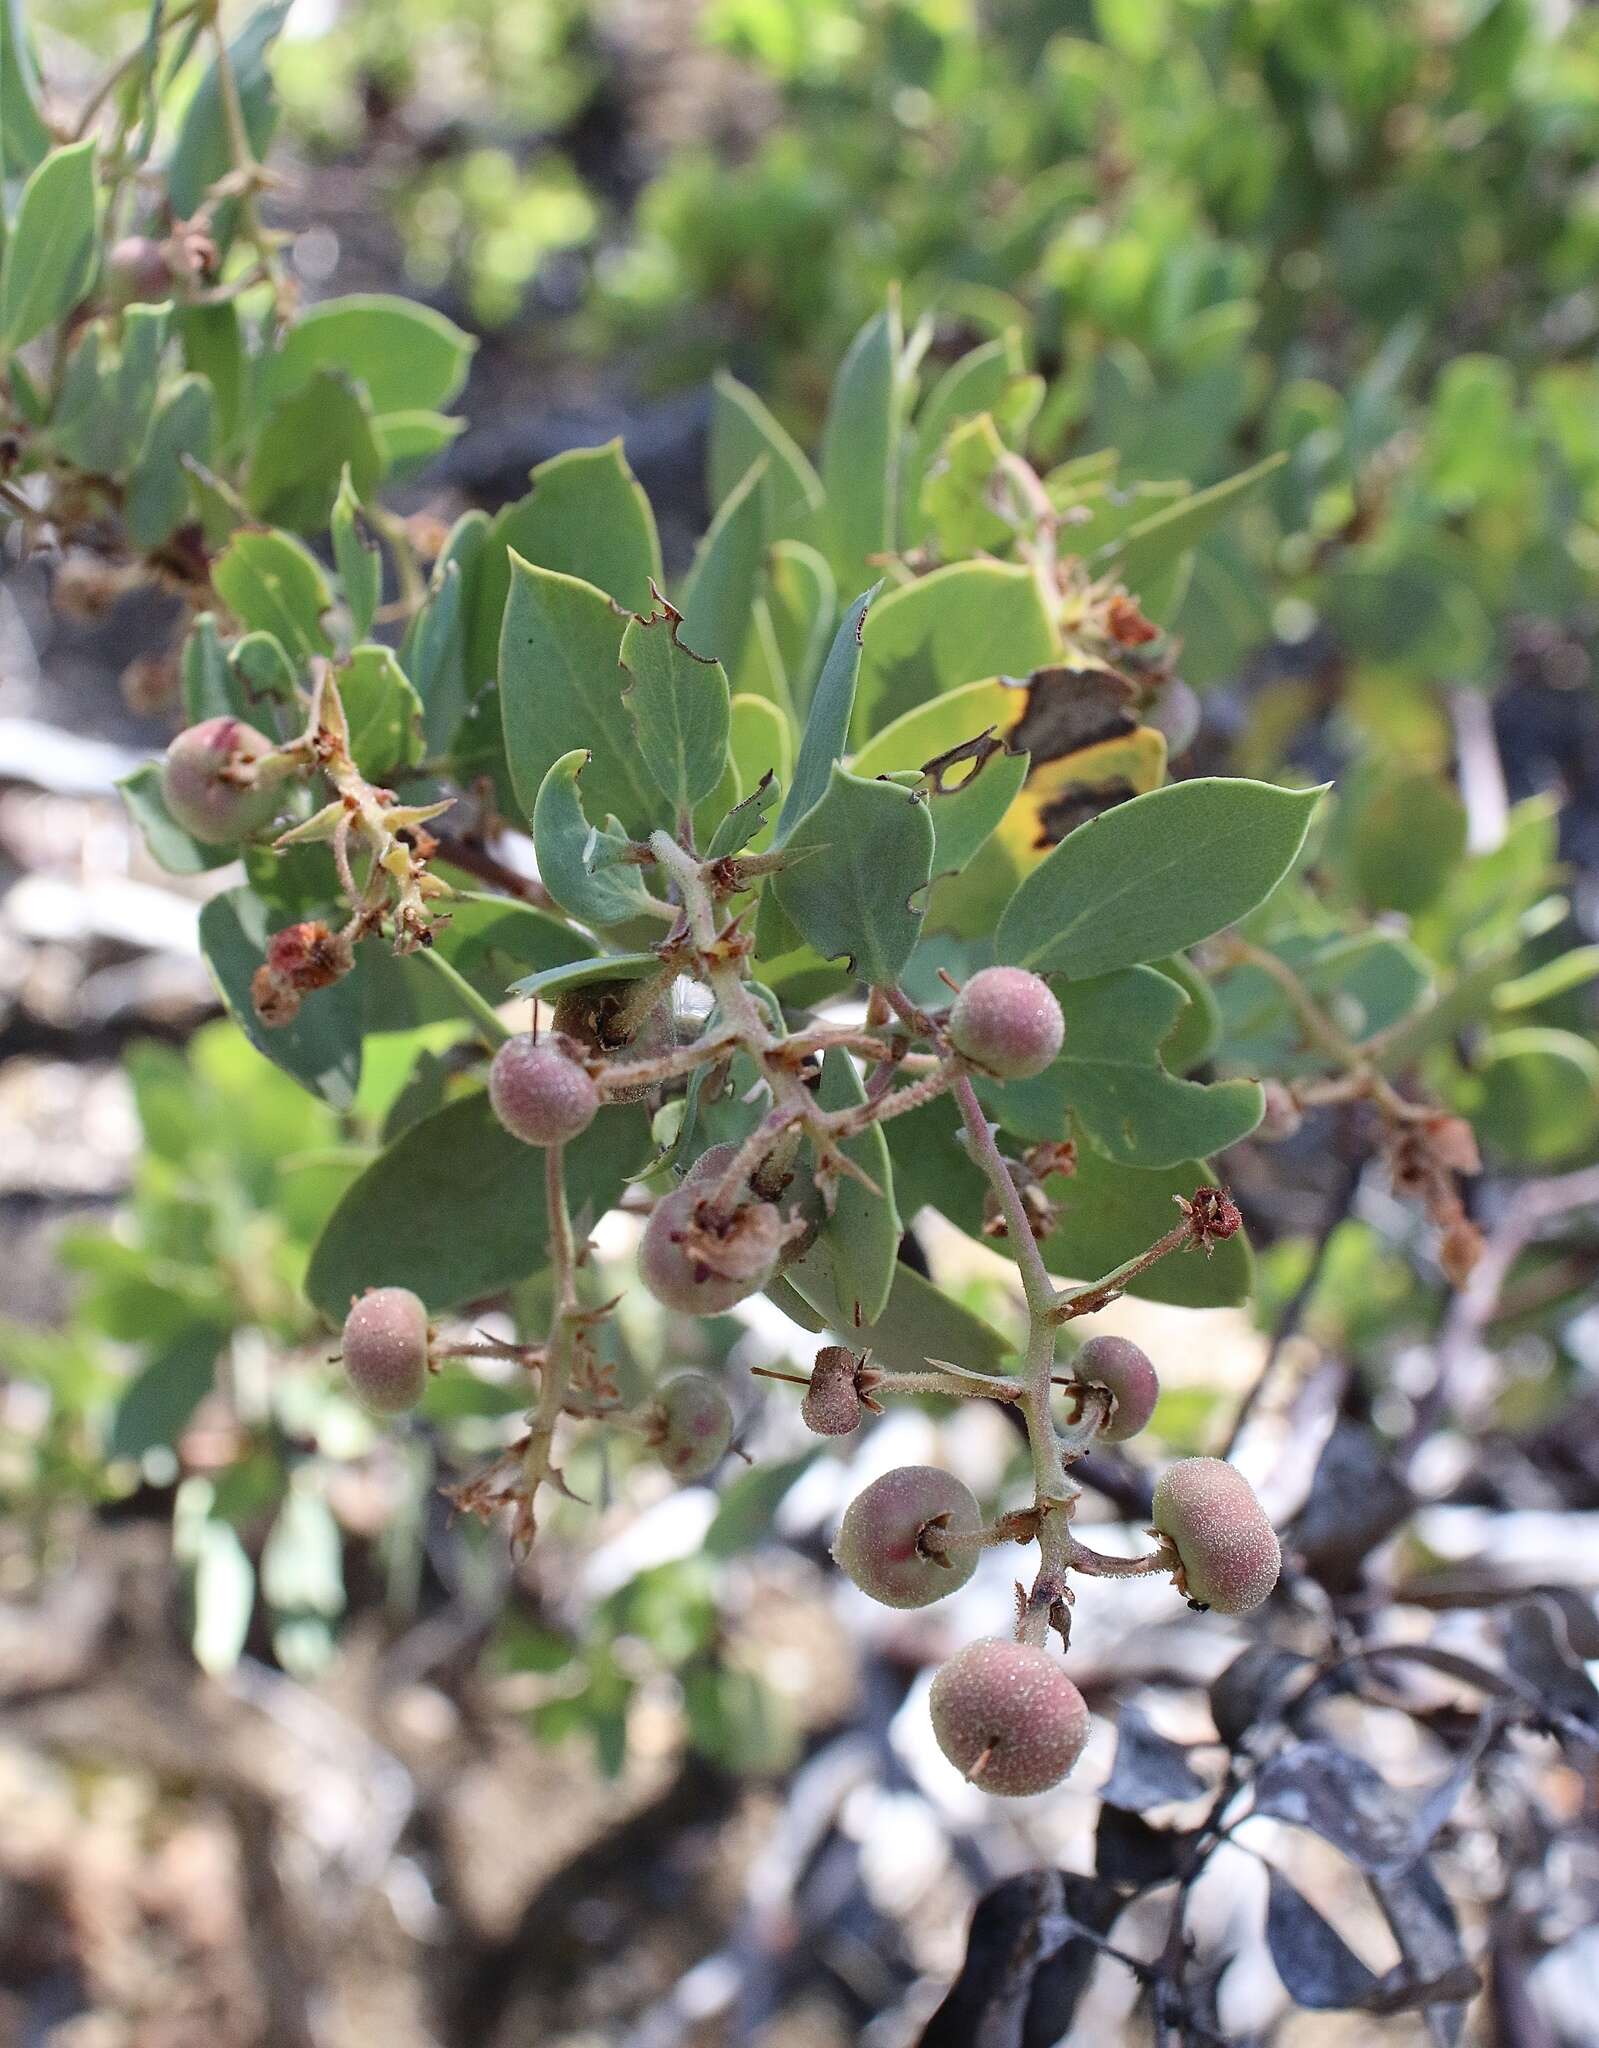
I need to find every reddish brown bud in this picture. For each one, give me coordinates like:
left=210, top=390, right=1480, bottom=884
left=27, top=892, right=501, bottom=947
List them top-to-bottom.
left=251, top=921, right=356, bottom=1029
left=1178, top=1186, right=1242, bottom=1254
left=929, top=1638, right=1091, bottom=1796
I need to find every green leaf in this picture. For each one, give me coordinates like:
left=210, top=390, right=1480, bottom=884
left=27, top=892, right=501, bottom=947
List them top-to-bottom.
left=2, top=0, right=53, bottom=176
left=167, top=0, right=291, bottom=220
left=0, top=140, right=98, bottom=349
left=262, top=292, right=475, bottom=416
left=176, top=302, right=246, bottom=452
left=819, top=302, right=906, bottom=592
left=906, top=330, right=1031, bottom=537
left=246, top=369, right=382, bottom=534
left=708, top=369, right=824, bottom=543
left=126, top=375, right=214, bottom=549
left=371, top=408, right=466, bottom=477
left=919, top=412, right=1014, bottom=556
left=472, top=441, right=663, bottom=684
left=1104, top=452, right=1287, bottom=586
left=677, top=456, right=766, bottom=671
left=331, top=466, right=381, bottom=639
left=402, top=509, right=486, bottom=752
left=212, top=529, right=333, bottom=660
left=765, top=541, right=835, bottom=710
left=498, top=556, right=663, bottom=834
left=853, top=559, right=1059, bottom=740
left=776, top=588, right=874, bottom=841
left=620, top=603, right=732, bottom=812
left=180, top=614, right=237, bottom=724
left=230, top=630, right=298, bottom=716
left=339, top=645, right=424, bottom=780
left=851, top=678, right=1030, bottom=878
left=727, top=694, right=791, bottom=824
left=532, top=749, right=660, bottom=928
left=117, top=763, right=240, bottom=875
left=771, top=765, right=933, bottom=985
left=1338, top=768, right=1469, bottom=916
left=706, top=773, right=779, bottom=860
left=997, top=778, right=1323, bottom=979
left=199, top=885, right=364, bottom=1108
left=1215, top=930, right=1432, bottom=1079
left=1494, top=946, right=1599, bottom=1013
left=509, top=952, right=659, bottom=1004
left=1153, top=952, right=1221, bottom=1074
left=982, top=968, right=1265, bottom=1170
left=1469, top=1028, right=1599, bottom=1165
left=786, top=1049, right=900, bottom=1327
left=305, top=1093, right=649, bottom=1316
left=845, top=1259, right=1014, bottom=1375
left=109, top=1328, right=222, bottom=1460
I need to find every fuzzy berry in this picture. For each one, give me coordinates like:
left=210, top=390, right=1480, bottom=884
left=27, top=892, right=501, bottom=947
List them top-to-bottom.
left=161, top=717, right=282, bottom=845
left=948, top=967, right=1065, bottom=1081
left=488, top=1035, right=598, bottom=1146
left=639, top=1185, right=782, bottom=1315
left=341, top=1287, right=431, bottom=1414
left=1071, top=1334, right=1160, bottom=1444
left=802, top=1346, right=862, bottom=1436
left=652, top=1371, right=735, bottom=1481
left=1151, top=1457, right=1280, bottom=1615
left=832, top=1464, right=980, bottom=1609
left=929, top=1638, right=1090, bottom=1796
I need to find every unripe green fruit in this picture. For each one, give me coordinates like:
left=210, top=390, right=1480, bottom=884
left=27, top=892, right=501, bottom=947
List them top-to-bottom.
left=161, top=718, right=282, bottom=845
left=948, top=967, right=1065, bottom=1080
left=488, top=1035, right=598, bottom=1146
left=639, top=1185, right=782, bottom=1314
left=341, top=1286, right=430, bottom=1413
left=1071, top=1334, right=1160, bottom=1443
left=802, top=1346, right=861, bottom=1436
left=653, top=1371, right=735, bottom=1480
left=1151, top=1457, right=1280, bottom=1614
left=831, top=1464, right=980, bottom=1608
left=929, top=1638, right=1090, bottom=1796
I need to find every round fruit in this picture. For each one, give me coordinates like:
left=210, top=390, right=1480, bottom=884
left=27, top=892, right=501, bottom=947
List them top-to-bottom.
left=106, top=235, right=171, bottom=303
left=161, top=718, right=282, bottom=845
left=948, top=967, right=1065, bottom=1081
left=488, top=1036, right=598, bottom=1146
left=639, top=1185, right=782, bottom=1314
left=341, top=1287, right=430, bottom=1413
left=1071, top=1334, right=1160, bottom=1443
left=802, top=1346, right=861, bottom=1436
left=653, top=1371, right=735, bottom=1481
left=1151, top=1457, right=1281, bottom=1614
left=831, top=1464, right=981, bottom=1608
left=930, top=1638, right=1091, bottom=1796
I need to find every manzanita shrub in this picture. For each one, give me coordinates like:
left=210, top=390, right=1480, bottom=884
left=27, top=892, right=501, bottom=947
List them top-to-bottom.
left=5, top=3, right=1598, bottom=1818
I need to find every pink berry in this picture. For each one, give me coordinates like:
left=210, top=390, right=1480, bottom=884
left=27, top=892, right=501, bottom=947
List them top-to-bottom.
left=161, top=717, right=282, bottom=845
left=949, top=967, right=1065, bottom=1080
left=488, top=1035, right=598, bottom=1146
left=639, top=1185, right=782, bottom=1315
left=341, top=1286, right=430, bottom=1413
left=1071, top=1334, right=1160, bottom=1443
left=652, top=1371, right=735, bottom=1481
left=1151, top=1457, right=1280, bottom=1614
left=831, top=1464, right=980, bottom=1608
left=929, top=1638, right=1090, bottom=1796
